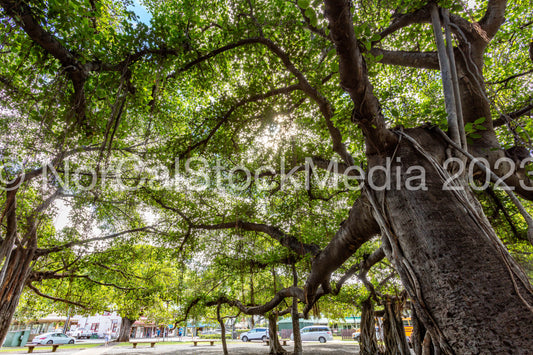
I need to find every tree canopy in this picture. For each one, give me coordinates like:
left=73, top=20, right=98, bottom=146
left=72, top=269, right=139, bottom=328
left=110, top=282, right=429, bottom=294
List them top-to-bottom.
left=1, top=0, right=533, bottom=353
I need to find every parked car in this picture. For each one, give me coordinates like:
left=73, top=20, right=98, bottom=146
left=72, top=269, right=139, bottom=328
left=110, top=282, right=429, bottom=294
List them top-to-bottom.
left=290, top=326, right=333, bottom=343
left=352, top=327, right=383, bottom=341
left=71, top=328, right=93, bottom=339
left=240, top=328, right=269, bottom=342
left=352, top=330, right=361, bottom=341
left=32, top=332, right=75, bottom=345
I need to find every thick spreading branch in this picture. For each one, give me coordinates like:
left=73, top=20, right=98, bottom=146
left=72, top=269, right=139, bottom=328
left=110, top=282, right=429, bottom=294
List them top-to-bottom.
left=0, top=0, right=88, bottom=123
left=0, top=0, right=76, bottom=66
left=324, top=0, right=396, bottom=154
left=479, top=0, right=508, bottom=41
left=379, top=3, right=476, bottom=42
left=379, top=5, right=433, bottom=40
left=371, top=49, right=439, bottom=70
left=304, top=193, right=380, bottom=307
left=304, top=247, right=385, bottom=315
left=206, top=286, right=304, bottom=315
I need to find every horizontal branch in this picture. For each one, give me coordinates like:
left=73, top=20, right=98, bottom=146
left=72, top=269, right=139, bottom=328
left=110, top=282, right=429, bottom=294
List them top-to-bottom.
left=371, top=49, right=439, bottom=70
left=487, top=69, right=533, bottom=85
left=493, top=102, right=533, bottom=127
left=9, top=144, right=108, bottom=189
left=150, top=195, right=319, bottom=256
left=194, top=220, right=320, bottom=256
left=35, top=226, right=153, bottom=256
left=92, top=262, right=148, bottom=281
left=28, top=271, right=137, bottom=290
left=77, top=274, right=139, bottom=291
left=27, top=283, right=87, bottom=309
left=206, top=286, right=304, bottom=315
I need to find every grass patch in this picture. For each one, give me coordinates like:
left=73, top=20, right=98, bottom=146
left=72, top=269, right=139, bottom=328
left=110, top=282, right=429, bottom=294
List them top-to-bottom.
left=114, top=341, right=194, bottom=347
left=0, top=343, right=100, bottom=352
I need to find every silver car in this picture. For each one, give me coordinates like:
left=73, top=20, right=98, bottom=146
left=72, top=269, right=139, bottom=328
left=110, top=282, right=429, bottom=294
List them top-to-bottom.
left=290, top=326, right=334, bottom=343
left=240, top=327, right=269, bottom=342
left=32, top=332, right=76, bottom=345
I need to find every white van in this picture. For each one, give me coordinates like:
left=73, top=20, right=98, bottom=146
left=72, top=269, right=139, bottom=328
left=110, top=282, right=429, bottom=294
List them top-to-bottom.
left=290, top=326, right=334, bottom=343
left=240, top=328, right=269, bottom=342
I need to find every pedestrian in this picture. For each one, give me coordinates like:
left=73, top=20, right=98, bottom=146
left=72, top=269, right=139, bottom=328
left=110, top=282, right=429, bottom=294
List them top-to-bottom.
left=178, top=328, right=182, bottom=341
left=104, top=330, right=111, bottom=347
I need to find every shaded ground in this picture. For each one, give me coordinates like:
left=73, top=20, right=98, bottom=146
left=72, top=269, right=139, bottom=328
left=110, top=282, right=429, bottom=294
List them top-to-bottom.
left=0, top=341, right=360, bottom=355
left=105, top=341, right=359, bottom=355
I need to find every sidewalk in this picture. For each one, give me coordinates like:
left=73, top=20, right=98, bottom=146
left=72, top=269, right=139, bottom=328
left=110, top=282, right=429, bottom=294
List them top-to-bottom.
left=72, top=344, right=112, bottom=355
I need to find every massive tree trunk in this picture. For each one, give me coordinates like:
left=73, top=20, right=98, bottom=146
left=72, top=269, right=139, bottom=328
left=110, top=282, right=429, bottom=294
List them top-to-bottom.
left=368, top=127, right=533, bottom=353
left=0, top=247, right=35, bottom=345
left=382, top=295, right=410, bottom=355
left=359, top=298, right=380, bottom=355
left=268, top=313, right=286, bottom=355
left=117, top=317, right=135, bottom=342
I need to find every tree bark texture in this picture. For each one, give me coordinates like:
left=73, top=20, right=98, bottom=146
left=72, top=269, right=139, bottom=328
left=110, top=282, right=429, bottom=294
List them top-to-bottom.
left=368, top=127, right=533, bottom=354
left=0, top=247, right=35, bottom=345
left=382, top=295, right=410, bottom=355
left=359, top=298, right=380, bottom=355
left=410, top=303, right=425, bottom=355
left=216, top=304, right=229, bottom=355
left=268, top=313, right=286, bottom=355
left=117, top=317, right=135, bottom=342
left=421, top=332, right=433, bottom=355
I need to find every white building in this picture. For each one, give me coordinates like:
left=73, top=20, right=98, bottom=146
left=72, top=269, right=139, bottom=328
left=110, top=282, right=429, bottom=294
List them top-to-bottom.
left=70, top=311, right=122, bottom=338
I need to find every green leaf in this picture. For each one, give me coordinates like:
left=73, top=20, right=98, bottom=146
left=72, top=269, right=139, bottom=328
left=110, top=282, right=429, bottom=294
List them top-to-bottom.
left=298, top=0, right=310, bottom=9
left=305, top=8, right=317, bottom=27
left=473, top=117, right=486, bottom=125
